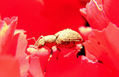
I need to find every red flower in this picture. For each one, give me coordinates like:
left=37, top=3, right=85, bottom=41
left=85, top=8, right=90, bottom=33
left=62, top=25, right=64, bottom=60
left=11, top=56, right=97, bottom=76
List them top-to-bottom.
left=1, top=0, right=119, bottom=77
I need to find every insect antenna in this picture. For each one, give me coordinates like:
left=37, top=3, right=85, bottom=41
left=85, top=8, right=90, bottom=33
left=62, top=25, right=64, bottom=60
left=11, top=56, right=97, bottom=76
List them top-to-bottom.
left=34, top=35, right=44, bottom=46
left=27, top=37, right=37, bottom=43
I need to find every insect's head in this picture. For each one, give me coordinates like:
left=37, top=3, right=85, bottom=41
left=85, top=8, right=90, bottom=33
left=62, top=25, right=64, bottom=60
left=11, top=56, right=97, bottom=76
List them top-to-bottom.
left=34, top=35, right=45, bottom=48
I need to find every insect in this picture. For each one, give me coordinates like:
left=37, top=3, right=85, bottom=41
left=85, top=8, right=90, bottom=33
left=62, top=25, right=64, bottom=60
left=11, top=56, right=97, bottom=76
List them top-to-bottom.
left=34, top=29, right=85, bottom=59
left=35, top=29, right=83, bottom=48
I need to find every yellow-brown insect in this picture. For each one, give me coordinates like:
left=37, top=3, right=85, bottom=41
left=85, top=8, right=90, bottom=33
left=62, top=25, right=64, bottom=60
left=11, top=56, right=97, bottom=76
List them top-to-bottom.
left=34, top=29, right=83, bottom=48
left=34, top=29, right=85, bottom=60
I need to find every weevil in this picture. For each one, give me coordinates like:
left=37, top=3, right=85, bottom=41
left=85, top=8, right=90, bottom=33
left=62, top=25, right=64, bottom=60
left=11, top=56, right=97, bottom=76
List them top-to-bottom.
left=34, top=29, right=85, bottom=59
left=35, top=29, right=83, bottom=47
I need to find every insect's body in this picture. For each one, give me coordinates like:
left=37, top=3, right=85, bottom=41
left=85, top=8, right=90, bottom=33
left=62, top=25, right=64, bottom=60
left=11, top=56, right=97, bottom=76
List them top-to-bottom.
left=33, top=29, right=84, bottom=61
left=34, top=29, right=83, bottom=49
left=55, top=29, right=83, bottom=48
left=34, top=35, right=56, bottom=48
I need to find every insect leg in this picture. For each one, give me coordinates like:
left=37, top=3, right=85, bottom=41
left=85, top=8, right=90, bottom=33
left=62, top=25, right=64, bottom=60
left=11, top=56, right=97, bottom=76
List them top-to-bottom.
left=34, top=35, right=44, bottom=46
left=48, top=48, right=53, bottom=61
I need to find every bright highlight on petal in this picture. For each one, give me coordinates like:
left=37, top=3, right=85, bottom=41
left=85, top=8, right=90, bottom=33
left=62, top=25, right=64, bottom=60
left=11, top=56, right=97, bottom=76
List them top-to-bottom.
left=92, top=0, right=103, bottom=11
left=0, top=17, right=18, bottom=53
left=0, top=22, right=8, bottom=36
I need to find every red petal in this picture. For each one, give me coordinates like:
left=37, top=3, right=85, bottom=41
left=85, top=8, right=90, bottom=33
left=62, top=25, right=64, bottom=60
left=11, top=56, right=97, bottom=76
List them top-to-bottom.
left=80, top=0, right=109, bottom=30
left=80, top=0, right=90, bottom=8
left=103, top=0, right=119, bottom=26
left=3, top=16, right=18, bottom=25
left=0, top=17, right=18, bottom=54
left=84, top=23, right=119, bottom=72
left=79, top=26, right=92, bottom=40
left=2, top=29, right=28, bottom=57
left=4, top=29, right=29, bottom=77
left=6, top=31, right=29, bottom=77
left=15, top=32, right=29, bottom=77
left=15, top=32, right=28, bottom=58
left=27, top=46, right=51, bottom=72
left=0, top=55, right=20, bottom=77
left=45, top=55, right=113, bottom=77
left=28, top=56, right=44, bottom=77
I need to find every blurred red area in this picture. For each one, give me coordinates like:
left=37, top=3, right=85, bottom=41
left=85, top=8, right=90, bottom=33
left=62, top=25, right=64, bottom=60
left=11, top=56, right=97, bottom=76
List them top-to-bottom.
left=0, top=0, right=86, bottom=38
left=0, top=55, right=20, bottom=77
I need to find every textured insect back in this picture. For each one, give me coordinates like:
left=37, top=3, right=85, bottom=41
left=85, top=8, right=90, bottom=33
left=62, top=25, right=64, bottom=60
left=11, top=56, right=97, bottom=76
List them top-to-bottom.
left=55, top=29, right=83, bottom=44
left=42, top=35, right=57, bottom=48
